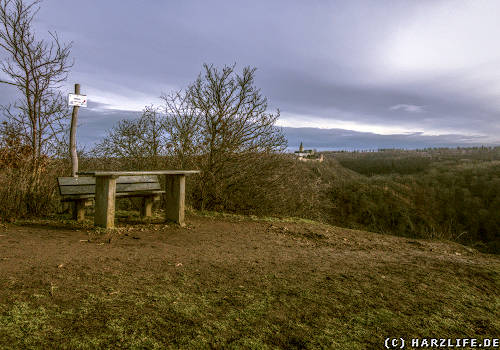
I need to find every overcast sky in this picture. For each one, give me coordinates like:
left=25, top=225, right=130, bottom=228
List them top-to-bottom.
left=1, top=0, right=500, bottom=150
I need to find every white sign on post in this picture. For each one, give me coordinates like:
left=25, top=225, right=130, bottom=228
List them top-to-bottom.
left=68, top=93, right=87, bottom=107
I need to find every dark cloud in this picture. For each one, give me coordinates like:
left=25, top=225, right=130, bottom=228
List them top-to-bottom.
left=1, top=0, right=498, bottom=150
left=260, top=66, right=500, bottom=137
left=72, top=107, right=140, bottom=150
left=282, top=127, right=497, bottom=151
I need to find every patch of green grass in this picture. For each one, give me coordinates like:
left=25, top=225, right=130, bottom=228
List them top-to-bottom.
left=1, top=263, right=498, bottom=349
left=0, top=302, right=60, bottom=349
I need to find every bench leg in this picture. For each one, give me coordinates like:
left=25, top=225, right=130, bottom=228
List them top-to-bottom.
left=164, top=174, right=185, bottom=226
left=94, top=175, right=117, bottom=229
left=140, top=196, right=154, bottom=218
left=73, top=200, right=86, bottom=221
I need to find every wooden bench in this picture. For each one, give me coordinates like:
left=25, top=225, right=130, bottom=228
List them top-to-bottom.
left=58, top=175, right=165, bottom=221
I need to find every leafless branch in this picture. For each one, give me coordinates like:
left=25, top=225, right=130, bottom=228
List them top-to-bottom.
left=0, top=0, right=72, bottom=185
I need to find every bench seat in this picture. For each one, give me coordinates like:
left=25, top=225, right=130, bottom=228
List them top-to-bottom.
left=58, top=175, right=165, bottom=221
left=60, top=190, right=165, bottom=201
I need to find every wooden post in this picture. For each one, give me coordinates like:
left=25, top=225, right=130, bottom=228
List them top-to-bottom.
left=69, top=84, right=81, bottom=219
left=70, top=84, right=80, bottom=177
left=164, top=174, right=185, bottom=226
left=94, top=175, right=117, bottom=228
left=140, top=197, right=154, bottom=218
left=73, top=200, right=86, bottom=221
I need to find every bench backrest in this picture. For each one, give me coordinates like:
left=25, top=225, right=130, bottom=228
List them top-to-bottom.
left=58, top=175, right=161, bottom=196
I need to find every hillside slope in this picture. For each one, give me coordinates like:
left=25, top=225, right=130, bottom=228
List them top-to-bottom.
left=0, top=214, right=499, bottom=349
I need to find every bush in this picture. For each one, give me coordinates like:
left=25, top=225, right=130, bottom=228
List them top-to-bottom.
left=0, top=158, right=67, bottom=219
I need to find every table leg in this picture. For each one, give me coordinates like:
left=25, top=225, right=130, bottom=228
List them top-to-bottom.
left=164, top=174, right=186, bottom=226
left=94, top=175, right=117, bottom=228
left=140, top=196, right=154, bottom=218
left=73, top=200, right=86, bottom=221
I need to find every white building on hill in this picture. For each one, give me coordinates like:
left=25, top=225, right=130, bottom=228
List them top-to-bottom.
left=294, top=142, right=324, bottom=162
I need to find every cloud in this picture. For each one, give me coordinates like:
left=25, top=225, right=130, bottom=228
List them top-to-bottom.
left=0, top=0, right=498, bottom=147
left=380, top=1, right=500, bottom=74
left=389, top=104, right=425, bottom=113
left=71, top=107, right=142, bottom=149
left=74, top=107, right=499, bottom=152
left=282, top=127, right=497, bottom=151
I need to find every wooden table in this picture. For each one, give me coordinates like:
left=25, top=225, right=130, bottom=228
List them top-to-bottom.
left=77, top=170, right=200, bottom=228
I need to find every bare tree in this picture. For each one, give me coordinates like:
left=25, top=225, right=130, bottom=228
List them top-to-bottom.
left=0, top=0, right=72, bottom=185
left=165, top=63, right=287, bottom=209
left=161, top=90, right=201, bottom=169
left=92, top=106, right=167, bottom=168
left=139, top=106, right=166, bottom=161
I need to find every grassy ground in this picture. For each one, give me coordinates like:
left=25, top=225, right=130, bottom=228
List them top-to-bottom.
left=0, top=211, right=499, bottom=349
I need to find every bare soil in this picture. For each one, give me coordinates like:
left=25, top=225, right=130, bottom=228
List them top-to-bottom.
left=0, top=213, right=499, bottom=349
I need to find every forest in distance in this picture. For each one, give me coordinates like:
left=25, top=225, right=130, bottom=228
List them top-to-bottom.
left=324, top=147, right=500, bottom=253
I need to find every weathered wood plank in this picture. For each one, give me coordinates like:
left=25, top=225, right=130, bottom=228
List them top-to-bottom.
left=77, top=170, right=200, bottom=176
left=58, top=175, right=159, bottom=186
left=117, top=175, right=159, bottom=184
left=58, top=177, right=95, bottom=186
left=60, top=182, right=161, bottom=196
left=116, top=182, right=161, bottom=192
left=59, top=185, right=95, bottom=195
left=60, top=191, right=164, bottom=200
left=115, top=191, right=164, bottom=198
left=61, top=195, right=95, bottom=201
